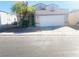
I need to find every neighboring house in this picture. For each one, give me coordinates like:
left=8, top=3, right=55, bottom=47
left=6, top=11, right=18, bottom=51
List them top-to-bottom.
left=34, top=3, right=68, bottom=27
left=68, top=10, right=79, bottom=26
left=0, top=11, right=17, bottom=27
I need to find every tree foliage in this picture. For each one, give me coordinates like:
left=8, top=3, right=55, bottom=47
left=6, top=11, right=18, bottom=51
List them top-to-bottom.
left=11, top=2, right=35, bottom=28
left=12, top=2, right=27, bottom=15
left=27, top=6, right=35, bottom=13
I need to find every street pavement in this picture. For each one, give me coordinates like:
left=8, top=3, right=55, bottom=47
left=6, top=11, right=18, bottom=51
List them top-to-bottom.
left=0, top=26, right=79, bottom=57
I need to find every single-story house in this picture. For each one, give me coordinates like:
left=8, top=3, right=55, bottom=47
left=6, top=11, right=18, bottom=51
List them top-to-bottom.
left=34, top=3, right=68, bottom=27
left=68, top=10, right=79, bottom=26
left=0, top=11, right=17, bottom=28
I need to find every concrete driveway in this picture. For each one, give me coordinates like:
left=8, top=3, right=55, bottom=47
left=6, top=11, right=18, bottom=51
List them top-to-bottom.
left=0, top=26, right=79, bottom=57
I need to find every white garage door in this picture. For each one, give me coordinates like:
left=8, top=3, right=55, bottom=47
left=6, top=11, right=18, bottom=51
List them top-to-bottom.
left=38, top=15, right=65, bottom=27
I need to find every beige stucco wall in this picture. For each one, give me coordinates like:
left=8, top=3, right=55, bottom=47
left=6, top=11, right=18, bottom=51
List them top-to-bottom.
left=35, top=9, right=68, bottom=15
left=68, top=11, right=79, bottom=26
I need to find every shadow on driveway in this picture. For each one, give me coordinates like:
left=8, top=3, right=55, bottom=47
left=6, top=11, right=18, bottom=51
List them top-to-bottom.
left=69, top=25, right=79, bottom=30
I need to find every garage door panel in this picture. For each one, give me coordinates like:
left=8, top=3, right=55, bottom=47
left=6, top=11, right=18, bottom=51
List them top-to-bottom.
left=39, top=15, right=65, bottom=27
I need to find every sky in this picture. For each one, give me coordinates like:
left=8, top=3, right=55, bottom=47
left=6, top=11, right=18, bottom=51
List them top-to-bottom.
left=0, top=1, right=79, bottom=13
